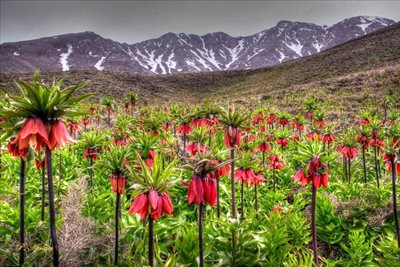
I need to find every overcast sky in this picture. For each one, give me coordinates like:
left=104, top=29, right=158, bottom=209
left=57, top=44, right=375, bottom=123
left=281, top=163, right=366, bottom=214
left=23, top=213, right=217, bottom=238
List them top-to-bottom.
left=1, top=0, right=399, bottom=44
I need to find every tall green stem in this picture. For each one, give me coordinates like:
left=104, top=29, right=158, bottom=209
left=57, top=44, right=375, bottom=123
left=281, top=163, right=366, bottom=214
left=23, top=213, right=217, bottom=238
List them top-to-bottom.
left=374, top=145, right=380, bottom=188
left=362, top=146, right=367, bottom=183
left=46, top=147, right=59, bottom=267
left=230, top=147, right=236, bottom=219
left=89, top=156, right=93, bottom=189
left=390, top=156, right=400, bottom=248
left=19, top=158, right=26, bottom=266
left=41, top=163, right=46, bottom=221
left=217, top=177, right=221, bottom=218
left=240, top=181, right=244, bottom=220
left=311, top=185, right=318, bottom=266
left=114, top=192, right=120, bottom=265
left=198, top=204, right=204, bottom=267
left=148, top=214, right=154, bottom=267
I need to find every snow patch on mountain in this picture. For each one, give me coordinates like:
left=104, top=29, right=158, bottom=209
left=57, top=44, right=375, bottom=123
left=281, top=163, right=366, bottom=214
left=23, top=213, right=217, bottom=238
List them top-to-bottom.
left=357, top=23, right=372, bottom=33
left=224, top=39, right=245, bottom=69
left=284, top=40, right=303, bottom=56
left=312, top=42, right=324, bottom=52
left=59, top=44, right=73, bottom=71
left=276, top=49, right=286, bottom=63
left=13, top=51, right=20, bottom=56
left=165, top=52, right=176, bottom=73
left=94, top=56, right=106, bottom=71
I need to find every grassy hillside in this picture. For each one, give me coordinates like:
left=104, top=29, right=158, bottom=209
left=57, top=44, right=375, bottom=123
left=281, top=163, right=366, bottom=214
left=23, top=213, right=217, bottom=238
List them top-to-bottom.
left=1, top=23, right=399, bottom=114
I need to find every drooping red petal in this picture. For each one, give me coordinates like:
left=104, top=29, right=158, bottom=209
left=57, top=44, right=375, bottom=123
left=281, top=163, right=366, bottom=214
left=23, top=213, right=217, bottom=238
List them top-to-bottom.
left=49, top=120, right=74, bottom=150
left=313, top=173, right=321, bottom=189
left=321, top=173, right=329, bottom=188
left=188, top=176, right=204, bottom=205
left=208, top=178, right=217, bottom=206
left=148, top=189, right=159, bottom=210
left=161, top=192, right=174, bottom=215
left=128, top=194, right=148, bottom=215
left=151, top=197, right=163, bottom=220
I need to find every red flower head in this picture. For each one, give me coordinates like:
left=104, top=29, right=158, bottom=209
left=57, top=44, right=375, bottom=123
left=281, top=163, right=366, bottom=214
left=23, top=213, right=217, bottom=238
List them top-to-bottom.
left=305, top=111, right=314, bottom=120
left=252, top=113, right=264, bottom=125
left=267, top=114, right=277, bottom=125
left=12, top=118, right=49, bottom=152
left=82, top=118, right=90, bottom=126
left=191, top=118, right=209, bottom=128
left=278, top=118, right=289, bottom=126
left=359, top=118, right=370, bottom=126
left=292, top=119, right=304, bottom=131
left=49, top=120, right=75, bottom=150
left=314, top=120, right=327, bottom=128
left=68, top=122, right=79, bottom=132
left=162, top=122, right=173, bottom=132
left=177, top=124, right=192, bottom=135
left=224, top=127, right=242, bottom=148
left=246, top=133, right=256, bottom=142
left=306, top=133, right=323, bottom=142
left=293, top=134, right=300, bottom=142
left=323, top=134, right=336, bottom=144
left=357, top=134, right=369, bottom=150
left=276, top=138, right=289, bottom=147
left=369, top=138, right=385, bottom=148
left=113, top=139, right=127, bottom=147
left=186, top=142, right=210, bottom=156
left=257, top=142, right=270, bottom=152
left=337, top=145, right=359, bottom=159
left=84, top=148, right=98, bottom=160
left=384, top=153, right=400, bottom=173
left=268, top=155, right=285, bottom=170
left=308, top=156, right=322, bottom=176
left=293, top=159, right=329, bottom=190
left=211, top=161, right=230, bottom=178
left=234, top=169, right=248, bottom=183
left=109, top=171, right=127, bottom=194
left=249, top=172, right=265, bottom=186
left=187, top=175, right=217, bottom=206
left=128, top=190, right=174, bottom=221
left=273, top=204, right=282, bottom=213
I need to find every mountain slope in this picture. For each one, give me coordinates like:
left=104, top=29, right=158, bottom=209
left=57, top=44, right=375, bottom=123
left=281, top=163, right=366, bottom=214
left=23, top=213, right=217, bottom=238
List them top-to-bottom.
left=0, top=16, right=395, bottom=74
left=1, top=22, right=399, bottom=114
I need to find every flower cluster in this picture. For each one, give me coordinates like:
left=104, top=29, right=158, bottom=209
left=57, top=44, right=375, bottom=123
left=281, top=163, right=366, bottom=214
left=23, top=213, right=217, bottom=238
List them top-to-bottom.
left=9, top=118, right=74, bottom=158
left=177, top=123, right=192, bottom=135
left=224, top=126, right=242, bottom=148
left=186, top=142, right=210, bottom=156
left=337, top=145, right=359, bottom=159
left=84, top=148, right=99, bottom=160
left=384, top=153, right=400, bottom=173
left=268, top=155, right=285, bottom=170
left=293, top=156, right=329, bottom=189
left=235, top=169, right=265, bottom=186
left=109, top=171, right=127, bottom=194
left=188, top=175, right=216, bottom=206
left=128, top=190, right=173, bottom=220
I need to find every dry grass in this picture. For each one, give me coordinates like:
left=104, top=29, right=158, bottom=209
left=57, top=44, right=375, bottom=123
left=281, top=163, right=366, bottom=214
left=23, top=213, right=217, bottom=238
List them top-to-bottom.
left=59, top=174, right=103, bottom=267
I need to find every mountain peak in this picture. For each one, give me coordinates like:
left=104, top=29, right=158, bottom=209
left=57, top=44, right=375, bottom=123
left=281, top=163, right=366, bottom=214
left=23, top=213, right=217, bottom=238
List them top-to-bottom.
left=0, top=16, right=396, bottom=74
